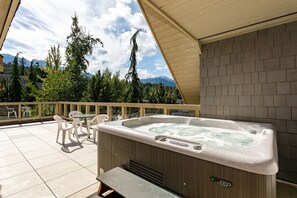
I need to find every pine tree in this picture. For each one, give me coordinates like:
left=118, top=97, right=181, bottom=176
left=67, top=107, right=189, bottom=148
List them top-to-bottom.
left=65, top=13, right=103, bottom=101
left=125, top=29, right=143, bottom=103
left=10, top=53, right=22, bottom=101
left=20, top=57, right=25, bottom=76
left=23, top=60, right=38, bottom=102
left=28, top=60, right=37, bottom=85
left=99, top=69, right=113, bottom=102
left=111, top=71, right=125, bottom=102
left=0, top=79, right=10, bottom=101
left=156, top=83, right=166, bottom=103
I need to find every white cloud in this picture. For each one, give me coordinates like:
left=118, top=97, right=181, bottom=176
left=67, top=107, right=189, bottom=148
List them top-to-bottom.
left=1, top=0, right=157, bottom=76
left=155, top=63, right=168, bottom=70
left=119, top=67, right=156, bottom=80
left=137, top=68, right=156, bottom=79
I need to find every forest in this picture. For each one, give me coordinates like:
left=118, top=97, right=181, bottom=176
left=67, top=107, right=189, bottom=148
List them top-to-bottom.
left=1, top=14, right=182, bottom=104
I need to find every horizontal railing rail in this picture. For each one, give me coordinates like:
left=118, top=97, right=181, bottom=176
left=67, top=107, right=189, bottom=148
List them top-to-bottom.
left=0, top=101, right=200, bottom=123
left=0, top=102, right=59, bottom=123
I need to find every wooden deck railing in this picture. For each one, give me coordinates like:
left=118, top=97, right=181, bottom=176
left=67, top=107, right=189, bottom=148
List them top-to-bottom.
left=0, top=102, right=200, bottom=123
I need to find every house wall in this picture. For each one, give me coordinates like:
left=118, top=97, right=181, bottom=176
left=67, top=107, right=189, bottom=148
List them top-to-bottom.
left=200, top=21, right=297, bottom=183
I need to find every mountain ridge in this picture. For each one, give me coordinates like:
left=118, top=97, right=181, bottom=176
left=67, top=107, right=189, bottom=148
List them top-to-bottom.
left=2, top=53, right=46, bottom=67
left=2, top=54, right=175, bottom=86
left=140, top=76, right=176, bottom=87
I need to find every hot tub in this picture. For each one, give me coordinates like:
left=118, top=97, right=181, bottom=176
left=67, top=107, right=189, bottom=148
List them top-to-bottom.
left=98, top=115, right=278, bottom=198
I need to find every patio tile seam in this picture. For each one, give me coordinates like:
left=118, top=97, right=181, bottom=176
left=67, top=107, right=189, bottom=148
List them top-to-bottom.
left=0, top=121, right=55, bottom=130
left=3, top=124, right=98, bottom=197
left=23, top=125, right=98, bottom=177
left=26, top=125, right=83, bottom=151
left=18, top=126, right=76, bottom=156
left=26, top=126, right=98, bottom=168
left=3, top=130, right=58, bottom=198
left=20, top=151, right=60, bottom=161
left=0, top=152, right=24, bottom=160
left=0, top=153, right=21, bottom=158
left=70, top=153, right=97, bottom=167
left=30, top=158, right=71, bottom=170
left=0, top=159, right=27, bottom=169
left=83, top=163, right=97, bottom=175
left=42, top=167, right=85, bottom=183
left=0, top=169, right=33, bottom=182
left=3, top=175, right=45, bottom=198
left=65, top=181, right=99, bottom=198
left=4, top=183, right=55, bottom=198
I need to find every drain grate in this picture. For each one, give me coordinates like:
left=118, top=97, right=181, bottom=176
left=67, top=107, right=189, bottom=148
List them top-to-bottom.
left=129, top=160, right=164, bottom=187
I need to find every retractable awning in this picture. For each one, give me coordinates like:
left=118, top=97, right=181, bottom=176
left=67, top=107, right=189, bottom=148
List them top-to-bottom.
left=0, top=0, right=20, bottom=50
left=137, top=0, right=297, bottom=104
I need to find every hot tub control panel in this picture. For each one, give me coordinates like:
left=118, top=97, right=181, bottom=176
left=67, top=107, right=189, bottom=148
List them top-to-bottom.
left=155, top=135, right=203, bottom=151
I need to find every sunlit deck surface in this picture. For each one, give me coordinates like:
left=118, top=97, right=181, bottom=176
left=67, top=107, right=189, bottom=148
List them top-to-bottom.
left=0, top=121, right=297, bottom=198
left=0, top=122, right=98, bottom=198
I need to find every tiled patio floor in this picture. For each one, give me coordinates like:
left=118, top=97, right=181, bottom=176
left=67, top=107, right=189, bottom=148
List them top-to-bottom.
left=0, top=121, right=99, bottom=198
left=0, top=121, right=297, bottom=198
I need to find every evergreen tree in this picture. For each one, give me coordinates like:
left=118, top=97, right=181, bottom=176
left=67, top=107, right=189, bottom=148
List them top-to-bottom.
left=65, top=13, right=103, bottom=101
left=125, top=29, right=143, bottom=103
left=10, top=53, right=22, bottom=101
left=20, top=57, right=25, bottom=76
left=24, top=60, right=38, bottom=102
left=28, top=60, right=37, bottom=85
left=82, top=69, right=126, bottom=103
left=99, top=69, right=113, bottom=102
left=81, top=70, right=101, bottom=102
left=111, top=71, right=125, bottom=102
left=0, top=79, right=10, bottom=101
left=23, top=80, right=38, bottom=102
left=156, top=83, right=166, bottom=103
left=148, top=87, right=158, bottom=103
left=166, top=90, right=177, bottom=104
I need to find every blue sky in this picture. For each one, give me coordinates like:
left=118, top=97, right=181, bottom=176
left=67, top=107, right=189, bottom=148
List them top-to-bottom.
left=0, top=0, right=172, bottom=79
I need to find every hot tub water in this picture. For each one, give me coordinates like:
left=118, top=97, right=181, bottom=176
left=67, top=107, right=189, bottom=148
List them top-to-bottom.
left=133, top=123, right=263, bottom=148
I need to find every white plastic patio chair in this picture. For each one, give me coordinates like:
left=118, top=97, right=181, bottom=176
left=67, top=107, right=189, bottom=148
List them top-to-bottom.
left=6, top=106, right=17, bottom=118
left=22, top=106, right=31, bottom=117
left=68, top=111, right=83, bottom=136
left=89, top=114, right=109, bottom=142
left=53, top=115, right=76, bottom=145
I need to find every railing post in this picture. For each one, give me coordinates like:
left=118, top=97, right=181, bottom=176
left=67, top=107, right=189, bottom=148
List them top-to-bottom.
left=55, top=103, right=59, bottom=115
left=58, top=103, right=62, bottom=116
left=59, top=103, right=62, bottom=116
left=18, top=104, right=22, bottom=121
left=38, top=104, right=42, bottom=118
left=64, top=104, right=67, bottom=117
left=70, top=104, right=73, bottom=112
left=77, top=105, right=81, bottom=112
left=86, top=105, right=90, bottom=114
left=95, top=105, right=100, bottom=115
left=107, top=106, right=112, bottom=121
left=121, top=106, right=126, bottom=120
left=140, top=107, right=144, bottom=117
left=164, top=108, right=169, bottom=115
left=195, top=109, right=200, bottom=117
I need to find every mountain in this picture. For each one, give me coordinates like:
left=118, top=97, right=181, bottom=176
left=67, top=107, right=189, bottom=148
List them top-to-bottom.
left=1, top=53, right=46, bottom=67
left=140, top=76, right=176, bottom=87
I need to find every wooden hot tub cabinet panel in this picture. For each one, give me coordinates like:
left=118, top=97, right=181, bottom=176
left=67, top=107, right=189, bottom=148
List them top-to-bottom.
left=98, top=131, right=276, bottom=198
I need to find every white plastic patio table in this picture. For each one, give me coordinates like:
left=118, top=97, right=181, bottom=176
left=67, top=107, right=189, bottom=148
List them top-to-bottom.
left=72, top=114, right=96, bottom=125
